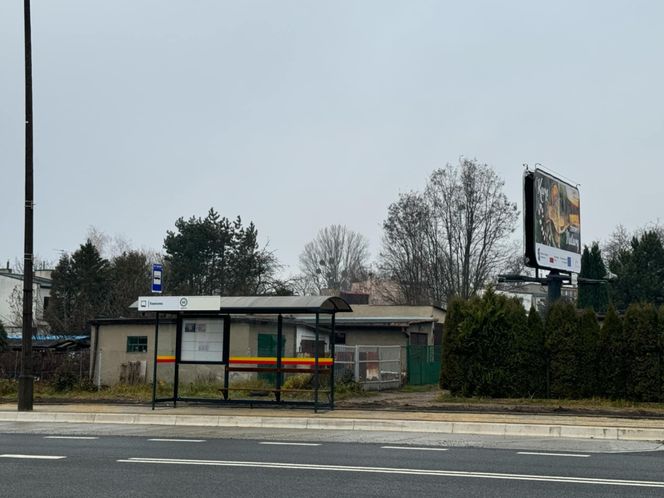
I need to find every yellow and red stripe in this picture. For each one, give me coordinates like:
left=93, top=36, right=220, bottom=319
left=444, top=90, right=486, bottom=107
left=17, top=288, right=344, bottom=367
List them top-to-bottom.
left=156, top=355, right=333, bottom=366
left=230, top=356, right=333, bottom=366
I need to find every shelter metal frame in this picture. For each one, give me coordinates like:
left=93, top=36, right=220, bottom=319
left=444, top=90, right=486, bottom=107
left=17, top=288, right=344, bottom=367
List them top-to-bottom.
left=144, top=296, right=352, bottom=412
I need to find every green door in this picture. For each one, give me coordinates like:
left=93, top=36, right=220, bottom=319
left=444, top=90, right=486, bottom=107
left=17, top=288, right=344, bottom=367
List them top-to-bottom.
left=257, top=334, right=286, bottom=383
left=407, top=345, right=441, bottom=385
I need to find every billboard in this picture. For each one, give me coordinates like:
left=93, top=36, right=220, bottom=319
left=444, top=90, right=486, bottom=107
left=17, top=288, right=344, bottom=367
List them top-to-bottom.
left=524, top=169, right=581, bottom=272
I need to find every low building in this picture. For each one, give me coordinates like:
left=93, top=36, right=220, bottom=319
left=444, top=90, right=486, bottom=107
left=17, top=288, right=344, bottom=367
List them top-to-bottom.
left=0, top=266, right=52, bottom=332
left=89, top=303, right=445, bottom=387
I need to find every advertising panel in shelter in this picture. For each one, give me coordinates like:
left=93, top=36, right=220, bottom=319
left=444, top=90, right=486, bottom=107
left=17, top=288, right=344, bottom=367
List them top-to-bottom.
left=181, top=317, right=225, bottom=363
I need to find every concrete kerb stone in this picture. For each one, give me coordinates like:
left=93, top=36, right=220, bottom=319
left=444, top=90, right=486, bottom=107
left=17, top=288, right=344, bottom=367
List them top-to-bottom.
left=0, top=412, right=19, bottom=422
left=16, top=412, right=58, bottom=423
left=53, top=412, right=96, bottom=424
left=93, top=413, right=138, bottom=425
left=135, top=414, right=177, bottom=426
left=174, top=415, right=221, bottom=427
left=261, top=417, right=309, bottom=430
left=305, top=418, right=356, bottom=431
left=452, top=422, right=506, bottom=437
left=618, top=428, right=664, bottom=441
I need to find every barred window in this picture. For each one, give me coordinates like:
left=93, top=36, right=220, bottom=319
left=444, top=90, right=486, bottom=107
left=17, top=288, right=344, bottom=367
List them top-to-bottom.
left=127, top=336, right=148, bottom=353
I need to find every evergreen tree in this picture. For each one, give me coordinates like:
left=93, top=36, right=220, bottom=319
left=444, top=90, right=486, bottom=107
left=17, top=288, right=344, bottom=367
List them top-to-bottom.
left=164, top=208, right=279, bottom=296
left=609, top=231, right=664, bottom=309
left=45, top=241, right=110, bottom=333
left=578, top=242, right=609, bottom=312
left=108, top=251, right=151, bottom=316
left=440, top=290, right=527, bottom=397
left=440, top=297, right=466, bottom=392
left=546, top=301, right=581, bottom=399
left=623, top=303, right=660, bottom=401
left=598, top=306, right=625, bottom=399
left=515, top=307, right=546, bottom=398
left=577, top=308, right=600, bottom=397
left=0, top=319, right=8, bottom=351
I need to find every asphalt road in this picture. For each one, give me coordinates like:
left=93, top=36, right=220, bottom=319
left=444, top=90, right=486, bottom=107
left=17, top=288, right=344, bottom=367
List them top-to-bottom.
left=1, top=425, right=663, bottom=497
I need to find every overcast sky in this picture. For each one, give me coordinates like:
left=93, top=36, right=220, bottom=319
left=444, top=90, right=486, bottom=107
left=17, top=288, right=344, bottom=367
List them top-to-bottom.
left=1, top=1, right=663, bottom=276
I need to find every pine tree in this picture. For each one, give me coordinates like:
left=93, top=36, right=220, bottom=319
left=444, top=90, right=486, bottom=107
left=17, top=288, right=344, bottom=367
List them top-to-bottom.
left=45, top=241, right=110, bottom=333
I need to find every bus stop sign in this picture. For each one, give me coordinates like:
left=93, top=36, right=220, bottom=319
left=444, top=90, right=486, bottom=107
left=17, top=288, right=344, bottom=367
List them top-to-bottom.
left=152, top=263, right=163, bottom=294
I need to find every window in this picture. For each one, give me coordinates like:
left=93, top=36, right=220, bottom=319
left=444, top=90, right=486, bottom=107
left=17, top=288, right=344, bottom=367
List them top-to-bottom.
left=127, top=336, right=148, bottom=353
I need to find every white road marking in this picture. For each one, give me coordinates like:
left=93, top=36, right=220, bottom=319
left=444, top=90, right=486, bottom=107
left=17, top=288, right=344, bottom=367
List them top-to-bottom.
left=44, top=436, right=99, bottom=440
left=148, top=439, right=205, bottom=443
left=259, top=442, right=321, bottom=447
left=382, top=446, right=449, bottom=452
left=517, top=452, right=590, bottom=458
left=1, top=454, right=66, bottom=460
left=116, top=457, right=664, bottom=489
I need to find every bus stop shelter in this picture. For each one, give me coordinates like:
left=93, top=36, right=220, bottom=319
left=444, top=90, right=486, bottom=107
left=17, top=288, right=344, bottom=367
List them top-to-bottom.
left=136, top=295, right=352, bottom=411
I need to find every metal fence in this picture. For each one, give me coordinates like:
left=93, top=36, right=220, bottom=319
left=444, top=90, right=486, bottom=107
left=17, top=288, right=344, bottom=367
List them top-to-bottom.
left=335, top=345, right=404, bottom=390
left=406, top=345, right=441, bottom=385
left=0, top=350, right=90, bottom=383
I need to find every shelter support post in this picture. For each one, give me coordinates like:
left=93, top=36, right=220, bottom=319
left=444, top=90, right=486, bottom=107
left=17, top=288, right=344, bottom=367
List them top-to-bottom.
left=151, top=312, right=160, bottom=410
left=314, top=313, right=319, bottom=413
left=330, top=313, right=335, bottom=409
left=173, top=314, right=182, bottom=407
left=276, top=314, right=283, bottom=402
left=222, top=315, right=230, bottom=400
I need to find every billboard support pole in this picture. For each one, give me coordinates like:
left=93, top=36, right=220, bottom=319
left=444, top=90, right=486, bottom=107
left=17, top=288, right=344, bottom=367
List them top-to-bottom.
left=546, top=271, right=563, bottom=305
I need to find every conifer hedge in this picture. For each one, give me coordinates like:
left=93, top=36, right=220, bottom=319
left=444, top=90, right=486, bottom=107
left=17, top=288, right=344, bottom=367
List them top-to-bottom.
left=440, top=295, right=664, bottom=401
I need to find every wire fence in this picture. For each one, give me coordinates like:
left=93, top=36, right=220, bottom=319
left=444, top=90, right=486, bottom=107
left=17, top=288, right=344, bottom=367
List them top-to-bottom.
left=335, top=345, right=404, bottom=390
left=0, top=350, right=90, bottom=383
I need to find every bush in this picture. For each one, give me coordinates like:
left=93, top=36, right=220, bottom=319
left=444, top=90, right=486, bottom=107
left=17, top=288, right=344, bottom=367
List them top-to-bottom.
left=440, top=289, right=528, bottom=397
left=546, top=301, right=581, bottom=398
left=624, top=303, right=660, bottom=401
left=597, top=306, right=625, bottom=399
left=514, top=307, right=546, bottom=398
left=51, top=365, right=78, bottom=392
left=283, top=374, right=313, bottom=390
left=0, top=379, right=17, bottom=397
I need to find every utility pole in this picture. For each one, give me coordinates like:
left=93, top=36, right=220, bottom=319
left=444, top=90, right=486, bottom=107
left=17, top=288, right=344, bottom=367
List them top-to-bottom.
left=18, top=0, right=34, bottom=412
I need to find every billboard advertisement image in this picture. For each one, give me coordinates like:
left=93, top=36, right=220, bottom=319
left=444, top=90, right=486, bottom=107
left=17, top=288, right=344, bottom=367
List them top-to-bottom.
left=524, top=169, right=581, bottom=273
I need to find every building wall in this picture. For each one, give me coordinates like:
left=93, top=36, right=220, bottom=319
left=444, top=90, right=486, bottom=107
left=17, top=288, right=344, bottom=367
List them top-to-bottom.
left=0, top=273, right=50, bottom=329
left=92, top=318, right=298, bottom=386
left=343, top=328, right=408, bottom=347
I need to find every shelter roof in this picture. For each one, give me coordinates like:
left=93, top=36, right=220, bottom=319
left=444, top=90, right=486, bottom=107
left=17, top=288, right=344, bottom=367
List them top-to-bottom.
left=130, top=295, right=352, bottom=314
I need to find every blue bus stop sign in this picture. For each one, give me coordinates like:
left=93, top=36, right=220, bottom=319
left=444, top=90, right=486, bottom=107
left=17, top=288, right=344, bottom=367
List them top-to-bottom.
left=152, top=263, right=163, bottom=294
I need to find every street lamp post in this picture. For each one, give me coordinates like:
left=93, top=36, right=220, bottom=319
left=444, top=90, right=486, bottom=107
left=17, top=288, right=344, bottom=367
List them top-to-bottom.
left=18, top=0, right=34, bottom=412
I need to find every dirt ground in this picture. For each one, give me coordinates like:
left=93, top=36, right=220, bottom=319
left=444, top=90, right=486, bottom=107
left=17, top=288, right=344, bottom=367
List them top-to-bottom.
left=336, top=388, right=664, bottom=419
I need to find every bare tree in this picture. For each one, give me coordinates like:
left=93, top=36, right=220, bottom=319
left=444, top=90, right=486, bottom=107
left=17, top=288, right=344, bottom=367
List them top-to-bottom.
left=379, top=158, right=518, bottom=304
left=379, top=192, right=433, bottom=305
left=299, top=225, right=370, bottom=293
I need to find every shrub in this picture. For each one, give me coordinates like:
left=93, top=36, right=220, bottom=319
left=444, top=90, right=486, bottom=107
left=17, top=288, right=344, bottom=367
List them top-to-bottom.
left=546, top=301, right=581, bottom=398
left=624, top=303, right=660, bottom=401
left=598, top=306, right=625, bottom=399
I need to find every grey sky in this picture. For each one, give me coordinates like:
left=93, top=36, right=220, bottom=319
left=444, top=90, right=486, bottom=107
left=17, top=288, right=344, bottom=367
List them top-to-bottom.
left=1, top=1, right=663, bottom=275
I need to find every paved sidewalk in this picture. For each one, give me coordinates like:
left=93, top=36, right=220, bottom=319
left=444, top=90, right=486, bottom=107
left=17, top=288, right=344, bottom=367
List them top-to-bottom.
left=1, top=402, right=664, bottom=442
